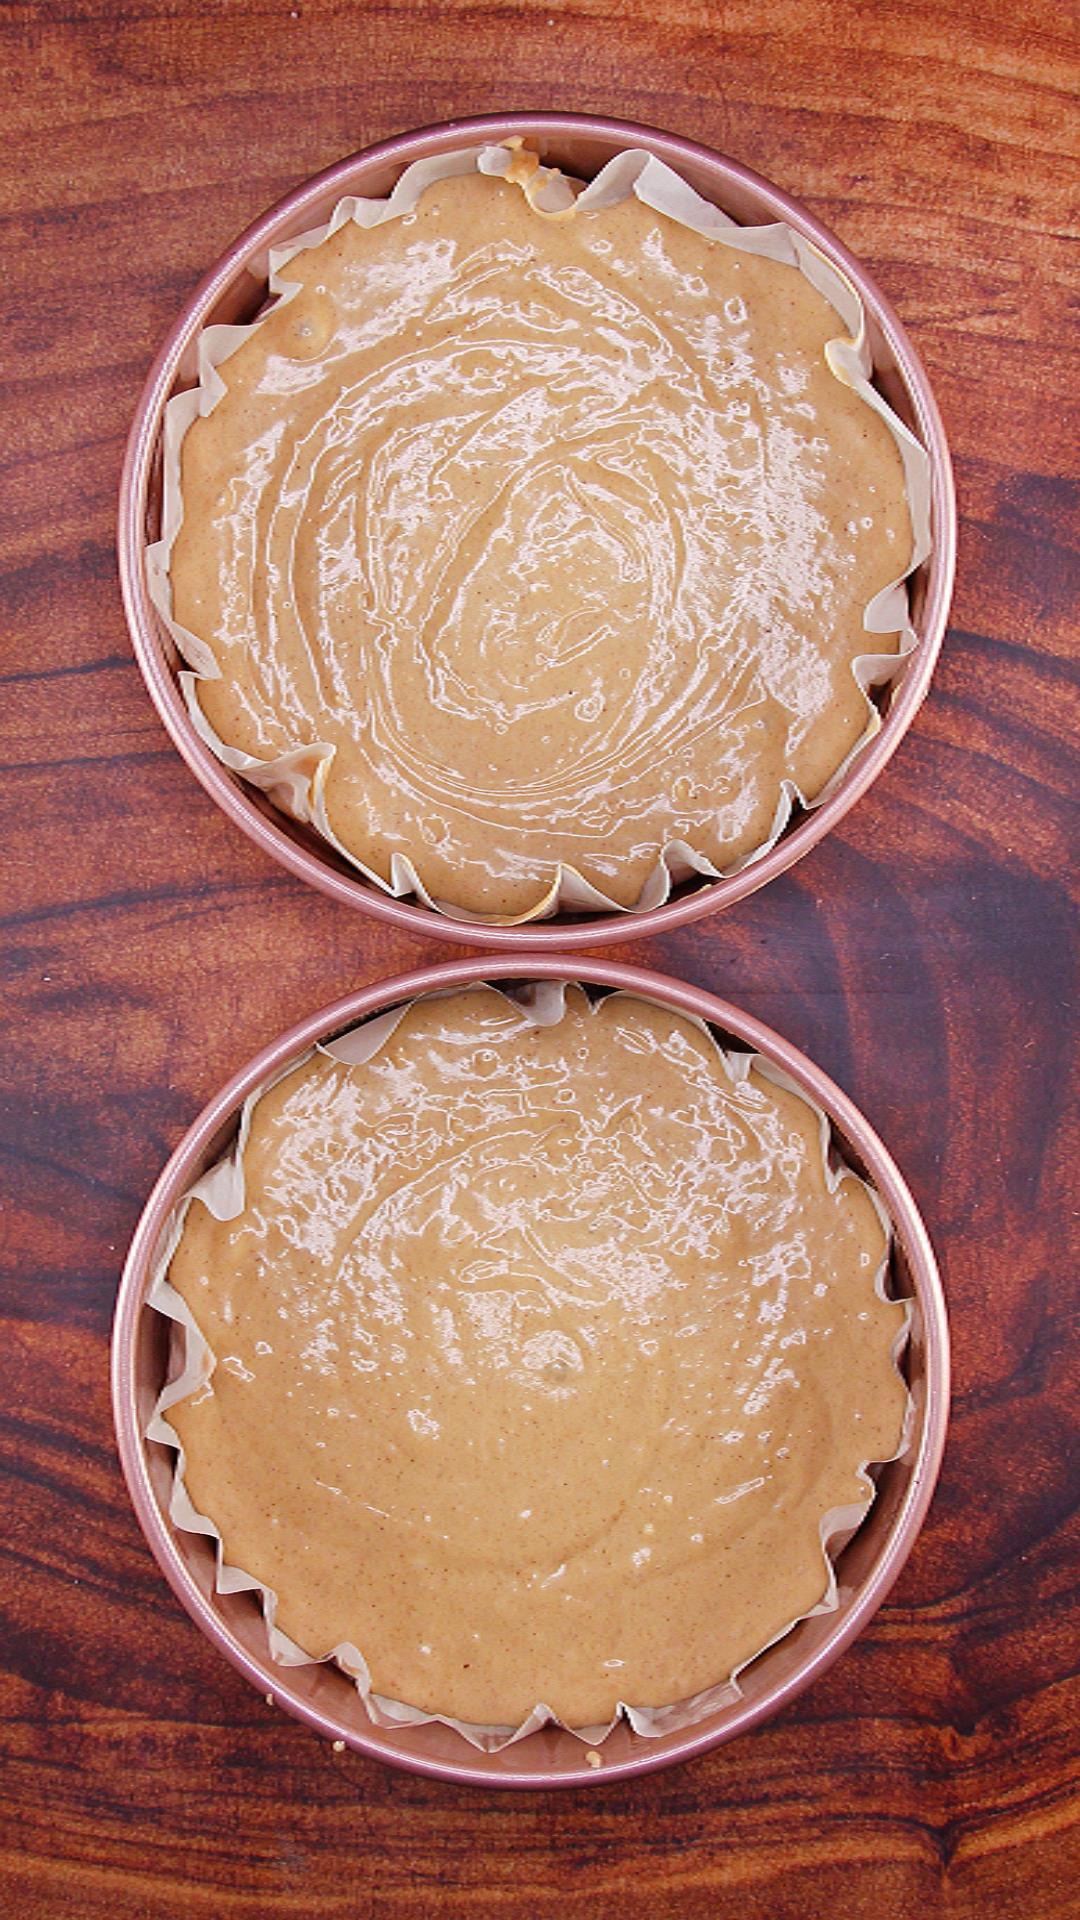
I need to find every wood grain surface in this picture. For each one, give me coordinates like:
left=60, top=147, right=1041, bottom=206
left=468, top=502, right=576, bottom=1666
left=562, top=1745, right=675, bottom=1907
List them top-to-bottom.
left=2, top=1, right=1078, bottom=1913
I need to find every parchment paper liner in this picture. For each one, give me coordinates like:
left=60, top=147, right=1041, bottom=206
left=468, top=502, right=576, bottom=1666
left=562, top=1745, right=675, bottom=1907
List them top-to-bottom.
left=147, top=141, right=932, bottom=927
left=146, top=982, right=913, bottom=1752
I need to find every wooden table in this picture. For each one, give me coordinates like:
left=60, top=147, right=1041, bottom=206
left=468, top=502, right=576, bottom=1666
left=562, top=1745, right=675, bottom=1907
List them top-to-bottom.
left=4, top=2, right=1077, bottom=1912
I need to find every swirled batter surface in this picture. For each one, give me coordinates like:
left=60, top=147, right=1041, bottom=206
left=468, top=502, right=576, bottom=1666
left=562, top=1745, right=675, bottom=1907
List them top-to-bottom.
left=171, top=170, right=910, bottom=918
left=168, top=989, right=908, bottom=1727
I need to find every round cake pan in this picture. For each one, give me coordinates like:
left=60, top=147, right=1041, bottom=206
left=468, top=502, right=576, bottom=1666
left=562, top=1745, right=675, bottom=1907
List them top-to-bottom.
left=118, top=112, right=956, bottom=950
left=112, top=955, right=949, bottom=1788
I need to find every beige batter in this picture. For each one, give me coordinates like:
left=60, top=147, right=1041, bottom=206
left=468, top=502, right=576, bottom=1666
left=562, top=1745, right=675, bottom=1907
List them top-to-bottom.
left=170, top=167, right=911, bottom=919
left=167, top=988, right=908, bottom=1728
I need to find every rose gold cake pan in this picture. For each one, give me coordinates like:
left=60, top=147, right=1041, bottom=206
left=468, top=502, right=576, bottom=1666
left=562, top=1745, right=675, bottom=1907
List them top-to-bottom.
left=118, top=112, right=956, bottom=950
left=112, top=956, right=949, bottom=1788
